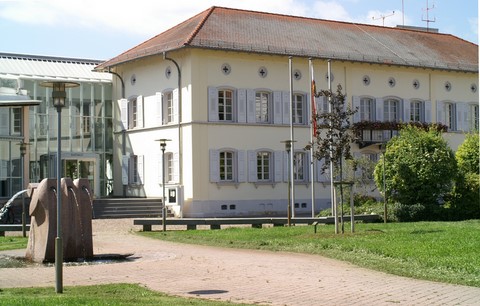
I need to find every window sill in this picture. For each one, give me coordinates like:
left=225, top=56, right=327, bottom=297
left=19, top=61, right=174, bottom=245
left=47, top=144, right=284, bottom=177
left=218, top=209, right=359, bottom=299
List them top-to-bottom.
left=215, top=182, right=240, bottom=189
left=253, top=182, right=276, bottom=188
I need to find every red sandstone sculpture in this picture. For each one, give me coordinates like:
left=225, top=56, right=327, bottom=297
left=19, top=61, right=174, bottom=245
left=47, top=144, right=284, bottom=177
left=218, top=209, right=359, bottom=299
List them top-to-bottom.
left=25, top=178, right=93, bottom=263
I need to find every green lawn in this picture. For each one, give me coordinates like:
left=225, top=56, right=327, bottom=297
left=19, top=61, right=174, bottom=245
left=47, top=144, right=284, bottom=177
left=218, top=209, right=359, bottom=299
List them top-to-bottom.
left=1, top=220, right=478, bottom=305
left=139, top=220, right=480, bottom=287
left=0, top=236, right=27, bottom=251
left=0, top=284, right=251, bottom=306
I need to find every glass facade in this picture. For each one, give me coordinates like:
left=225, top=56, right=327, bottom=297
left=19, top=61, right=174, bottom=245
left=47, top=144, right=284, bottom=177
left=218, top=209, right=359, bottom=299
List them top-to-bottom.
left=18, top=80, right=114, bottom=198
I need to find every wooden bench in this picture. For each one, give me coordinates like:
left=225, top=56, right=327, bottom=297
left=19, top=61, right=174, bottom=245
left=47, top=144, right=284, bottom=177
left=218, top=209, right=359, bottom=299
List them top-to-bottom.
left=134, top=215, right=380, bottom=231
left=0, top=224, right=30, bottom=236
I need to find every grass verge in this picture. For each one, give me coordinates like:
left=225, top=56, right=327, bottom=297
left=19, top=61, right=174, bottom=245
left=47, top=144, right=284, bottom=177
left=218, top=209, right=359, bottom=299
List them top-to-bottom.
left=139, top=220, right=480, bottom=287
left=0, top=236, right=27, bottom=251
left=0, top=283, right=252, bottom=306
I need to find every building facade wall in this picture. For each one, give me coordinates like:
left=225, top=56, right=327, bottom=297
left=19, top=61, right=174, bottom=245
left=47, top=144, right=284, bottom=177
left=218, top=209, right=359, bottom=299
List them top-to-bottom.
left=112, top=48, right=478, bottom=217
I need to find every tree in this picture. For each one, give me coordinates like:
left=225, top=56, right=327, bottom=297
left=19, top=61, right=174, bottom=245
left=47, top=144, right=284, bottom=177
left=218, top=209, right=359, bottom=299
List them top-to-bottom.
left=312, top=84, right=358, bottom=232
left=374, top=126, right=457, bottom=221
left=446, top=133, right=480, bottom=220
left=456, top=133, right=479, bottom=174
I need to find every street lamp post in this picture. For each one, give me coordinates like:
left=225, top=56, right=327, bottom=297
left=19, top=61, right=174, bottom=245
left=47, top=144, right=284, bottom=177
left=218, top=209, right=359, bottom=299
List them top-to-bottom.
left=40, top=81, right=79, bottom=294
left=156, top=139, right=171, bottom=232
left=17, top=140, right=28, bottom=237
left=281, top=140, right=296, bottom=226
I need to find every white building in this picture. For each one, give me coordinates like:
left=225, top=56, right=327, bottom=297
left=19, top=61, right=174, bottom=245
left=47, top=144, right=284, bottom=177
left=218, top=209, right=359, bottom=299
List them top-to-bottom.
left=95, top=7, right=478, bottom=217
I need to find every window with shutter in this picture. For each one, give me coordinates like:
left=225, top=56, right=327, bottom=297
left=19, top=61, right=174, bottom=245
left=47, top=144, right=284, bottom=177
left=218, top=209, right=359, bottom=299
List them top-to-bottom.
left=218, top=89, right=234, bottom=121
left=163, top=91, right=174, bottom=124
left=292, top=93, right=306, bottom=124
left=360, top=97, right=374, bottom=121
left=384, top=99, right=400, bottom=122
left=410, top=100, right=424, bottom=122
left=445, top=102, right=456, bottom=130
left=256, top=151, right=272, bottom=181
left=293, top=152, right=306, bottom=181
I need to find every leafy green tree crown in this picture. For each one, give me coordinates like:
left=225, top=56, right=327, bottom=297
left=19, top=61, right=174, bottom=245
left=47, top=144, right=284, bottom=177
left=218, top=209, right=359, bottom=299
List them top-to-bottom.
left=374, top=126, right=457, bottom=206
left=455, top=133, right=480, bottom=175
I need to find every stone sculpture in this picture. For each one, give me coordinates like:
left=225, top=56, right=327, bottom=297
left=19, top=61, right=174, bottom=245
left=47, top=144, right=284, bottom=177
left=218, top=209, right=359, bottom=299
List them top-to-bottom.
left=25, top=178, right=93, bottom=263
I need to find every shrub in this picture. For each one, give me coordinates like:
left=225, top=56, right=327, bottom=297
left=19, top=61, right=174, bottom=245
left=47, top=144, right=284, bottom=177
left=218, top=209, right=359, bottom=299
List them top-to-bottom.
left=374, top=126, right=457, bottom=210
left=456, top=133, right=480, bottom=174
left=445, top=172, right=480, bottom=220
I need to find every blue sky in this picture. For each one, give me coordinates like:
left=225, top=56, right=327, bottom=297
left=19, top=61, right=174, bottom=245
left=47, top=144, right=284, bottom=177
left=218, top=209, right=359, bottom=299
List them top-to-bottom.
left=0, top=0, right=477, bottom=60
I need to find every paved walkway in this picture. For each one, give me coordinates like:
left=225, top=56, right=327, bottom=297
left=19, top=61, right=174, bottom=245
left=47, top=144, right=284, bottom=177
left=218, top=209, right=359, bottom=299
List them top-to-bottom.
left=1, top=219, right=479, bottom=305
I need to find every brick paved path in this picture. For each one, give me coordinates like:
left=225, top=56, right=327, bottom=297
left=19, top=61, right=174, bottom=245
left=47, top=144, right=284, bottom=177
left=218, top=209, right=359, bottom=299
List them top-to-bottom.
left=1, top=219, right=479, bottom=305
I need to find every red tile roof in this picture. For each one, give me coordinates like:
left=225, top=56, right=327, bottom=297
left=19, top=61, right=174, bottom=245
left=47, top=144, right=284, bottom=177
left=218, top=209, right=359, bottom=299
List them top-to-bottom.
left=96, top=6, right=478, bottom=72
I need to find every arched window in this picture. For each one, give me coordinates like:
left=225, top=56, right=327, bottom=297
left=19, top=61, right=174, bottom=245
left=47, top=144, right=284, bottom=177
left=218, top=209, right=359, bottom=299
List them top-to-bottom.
left=218, top=89, right=234, bottom=121
left=255, top=91, right=271, bottom=123
left=292, top=93, right=306, bottom=124
left=360, top=97, right=374, bottom=121
left=384, top=98, right=400, bottom=121
left=410, top=100, right=424, bottom=122
left=219, top=151, right=234, bottom=181
left=256, top=151, right=271, bottom=181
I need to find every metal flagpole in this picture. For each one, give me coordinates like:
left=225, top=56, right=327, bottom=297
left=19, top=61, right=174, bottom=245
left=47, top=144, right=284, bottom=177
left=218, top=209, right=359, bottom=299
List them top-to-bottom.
left=289, top=56, right=295, bottom=219
left=309, top=58, right=316, bottom=218
left=327, top=59, right=338, bottom=234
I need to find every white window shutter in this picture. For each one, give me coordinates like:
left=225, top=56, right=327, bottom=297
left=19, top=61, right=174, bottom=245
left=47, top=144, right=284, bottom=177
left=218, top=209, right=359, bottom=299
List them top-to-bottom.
left=208, top=87, right=218, bottom=122
left=172, top=88, right=179, bottom=124
left=237, top=89, right=247, bottom=123
left=246, top=89, right=256, bottom=123
left=273, top=91, right=283, bottom=124
left=282, top=91, right=291, bottom=125
left=156, top=92, right=163, bottom=126
left=136, top=95, right=144, bottom=128
left=352, top=96, right=361, bottom=123
left=375, top=98, right=384, bottom=121
left=119, top=99, right=128, bottom=130
left=403, top=99, right=410, bottom=123
left=128, top=100, right=134, bottom=129
left=424, top=101, right=432, bottom=123
left=436, top=101, right=445, bottom=125
left=456, top=102, right=467, bottom=131
left=466, top=104, right=473, bottom=131
left=0, top=108, right=8, bottom=135
left=209, top=149, right=220, bottom=183
left=237, top=150, right=246, bottom=183
left=247, top=150, right=257, bottom=182
left=274, top=151, right=283, bottom=182
left=283, top=151, right=289, bottom=182
left=173, top=152, right=180, bottom=183
left=157, top=153, right=163, bottom=184
left=305, top=153, right=311, bottom=182
left=354, top=153, right=363, bottom=179
left=121, top=155, right=129, bottom=185
left=137, top=155, right=144, bottom=184
left=129, top=156, right=135, bottom=184
left=316, top=159, right=330, bottom=182
left=316, top=159, right=324, bottom=182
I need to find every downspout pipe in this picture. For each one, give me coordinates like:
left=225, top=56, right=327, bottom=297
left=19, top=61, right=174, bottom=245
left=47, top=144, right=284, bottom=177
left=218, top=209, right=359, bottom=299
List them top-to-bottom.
left=163, top=52, right=183, bottom=187
left=102, top=68, right=127, bottom=197
left=106, top=68, right=125, bottom=99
